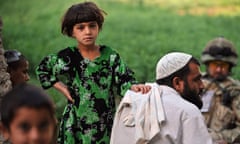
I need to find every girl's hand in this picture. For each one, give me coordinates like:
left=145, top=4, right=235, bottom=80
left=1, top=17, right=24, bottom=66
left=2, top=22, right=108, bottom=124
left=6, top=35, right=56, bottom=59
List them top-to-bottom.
left=53, top=82, right=74, bottom=103
left=131, top=84, right=151, bottom=94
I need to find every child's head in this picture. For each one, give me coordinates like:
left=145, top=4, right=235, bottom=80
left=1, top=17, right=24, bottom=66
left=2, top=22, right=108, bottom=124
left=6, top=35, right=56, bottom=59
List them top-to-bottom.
left=61, top=1, right=106, bottom=37
left=4, top=50, right=30, bottom=86
left=0, top=83, right=57, bottom=144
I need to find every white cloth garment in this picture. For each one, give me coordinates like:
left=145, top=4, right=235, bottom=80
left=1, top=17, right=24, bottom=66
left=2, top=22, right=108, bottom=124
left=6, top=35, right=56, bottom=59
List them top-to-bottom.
left=110, top=83, right=213, bottom=144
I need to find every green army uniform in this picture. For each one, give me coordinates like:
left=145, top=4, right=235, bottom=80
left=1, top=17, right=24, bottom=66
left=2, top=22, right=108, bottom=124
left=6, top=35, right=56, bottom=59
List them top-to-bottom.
left=201, top=74, right=240, bottom=143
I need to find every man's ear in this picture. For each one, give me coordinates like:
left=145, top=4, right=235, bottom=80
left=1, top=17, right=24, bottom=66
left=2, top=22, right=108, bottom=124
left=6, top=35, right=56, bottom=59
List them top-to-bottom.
left=172, top=77, right=182, bottom=92
left=0, top=122, right=10, bottom=141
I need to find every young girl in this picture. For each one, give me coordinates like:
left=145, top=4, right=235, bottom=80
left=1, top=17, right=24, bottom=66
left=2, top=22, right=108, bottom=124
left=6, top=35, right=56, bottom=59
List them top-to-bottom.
left=36, top=2, right=150, bottom=143
left=4, top=50, right=30, bottom=87
left=0, top=83, right=57, bottom=144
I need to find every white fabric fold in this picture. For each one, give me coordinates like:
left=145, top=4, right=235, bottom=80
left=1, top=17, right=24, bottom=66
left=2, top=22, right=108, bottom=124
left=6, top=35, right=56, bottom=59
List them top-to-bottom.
left=111, top=83, right=165, bottom=144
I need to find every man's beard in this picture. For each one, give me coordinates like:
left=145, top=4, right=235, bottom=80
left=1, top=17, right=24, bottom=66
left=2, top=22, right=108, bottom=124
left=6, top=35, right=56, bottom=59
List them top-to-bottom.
left=207, top=69, right=228, bottom=82
left=213, top=74, right=227, bottom=81
left=181, top=82, right=203, bottom=109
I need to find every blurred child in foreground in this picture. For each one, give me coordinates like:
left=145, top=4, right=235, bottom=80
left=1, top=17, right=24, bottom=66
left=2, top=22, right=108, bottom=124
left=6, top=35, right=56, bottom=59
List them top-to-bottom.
left=0, top=83, right=57, bottom=144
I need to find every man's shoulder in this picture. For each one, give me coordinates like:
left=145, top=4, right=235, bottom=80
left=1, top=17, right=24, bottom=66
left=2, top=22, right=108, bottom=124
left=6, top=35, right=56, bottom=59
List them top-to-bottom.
left=202, top=75, right=240, bottom=87
left=227, top=76, right=240, bottom=85
left=161, top=88, right=201, bottom=117
left=179, top=100, right=201, bottom=116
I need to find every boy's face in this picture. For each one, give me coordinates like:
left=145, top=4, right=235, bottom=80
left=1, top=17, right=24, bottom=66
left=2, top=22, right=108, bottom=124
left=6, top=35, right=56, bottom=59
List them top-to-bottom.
left=3, top=107, right=55, bottom=144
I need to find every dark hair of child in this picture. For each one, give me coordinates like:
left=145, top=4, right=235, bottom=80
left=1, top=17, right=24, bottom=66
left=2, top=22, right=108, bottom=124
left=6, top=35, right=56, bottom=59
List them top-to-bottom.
left=61, top=1, right=107, bottom=37
left=4, top=50, right=27, bottom=71
left=0, top=83, right=56, bottom=129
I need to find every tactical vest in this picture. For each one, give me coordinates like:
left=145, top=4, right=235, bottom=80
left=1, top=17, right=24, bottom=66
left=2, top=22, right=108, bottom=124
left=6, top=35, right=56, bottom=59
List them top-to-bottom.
left=201, top=77, right=240, bottom=131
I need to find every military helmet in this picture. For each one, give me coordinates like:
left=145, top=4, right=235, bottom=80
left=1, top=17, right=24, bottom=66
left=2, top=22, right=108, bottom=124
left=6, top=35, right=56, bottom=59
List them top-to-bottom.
left=201, top=37, right=238, bottom=66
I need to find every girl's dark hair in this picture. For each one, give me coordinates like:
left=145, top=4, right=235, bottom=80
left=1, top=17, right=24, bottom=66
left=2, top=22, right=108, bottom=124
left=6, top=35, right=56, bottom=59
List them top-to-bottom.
left=61, top=2, right=107, bottom=37
left=4, top=50, right=27, bottom=70
left=156, top=57, right=200, bottom=87
left=0, top=83, right=56, bottom=129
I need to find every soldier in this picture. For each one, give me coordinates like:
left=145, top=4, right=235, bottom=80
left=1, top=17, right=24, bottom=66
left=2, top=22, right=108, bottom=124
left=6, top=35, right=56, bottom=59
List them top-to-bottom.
left=200, top=37, right=240, bottom=144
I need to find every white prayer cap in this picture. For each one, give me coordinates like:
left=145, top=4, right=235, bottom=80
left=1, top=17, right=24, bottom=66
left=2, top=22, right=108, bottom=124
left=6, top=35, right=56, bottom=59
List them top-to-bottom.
left=156, top=52, right=192, bottom=80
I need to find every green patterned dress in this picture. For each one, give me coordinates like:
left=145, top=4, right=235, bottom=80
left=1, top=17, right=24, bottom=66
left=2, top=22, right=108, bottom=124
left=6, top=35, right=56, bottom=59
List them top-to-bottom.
left=36, top=45, right=137, bottom=144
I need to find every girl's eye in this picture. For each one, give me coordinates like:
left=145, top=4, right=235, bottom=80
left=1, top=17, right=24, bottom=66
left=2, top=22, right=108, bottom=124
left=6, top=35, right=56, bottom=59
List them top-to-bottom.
left=89, top=23, right=97, bottom=28
left=78, top=26, right=85, bottom=30
left=38, top=120, right=50, bottom=131
left=19, top=122, right=31, bottom=132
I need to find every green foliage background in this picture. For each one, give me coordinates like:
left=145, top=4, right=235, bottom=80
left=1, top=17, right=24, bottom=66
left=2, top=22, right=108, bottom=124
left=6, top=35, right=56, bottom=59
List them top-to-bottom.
left=1, top=0, right=240, bottom=117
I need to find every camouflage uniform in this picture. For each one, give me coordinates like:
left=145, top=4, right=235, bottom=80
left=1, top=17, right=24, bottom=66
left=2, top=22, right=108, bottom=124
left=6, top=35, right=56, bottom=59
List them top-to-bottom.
left=201, top=37, right=240, bottom=144
left=201, top=75, right=240, bottom=143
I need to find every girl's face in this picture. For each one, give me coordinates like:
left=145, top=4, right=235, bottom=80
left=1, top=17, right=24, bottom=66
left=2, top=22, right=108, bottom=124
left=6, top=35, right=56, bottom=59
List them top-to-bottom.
left=72, top=21, right=99, bottom=46
left=10, top=60, right=30, bottom=86
left=3, top=107, right=55, bottom=144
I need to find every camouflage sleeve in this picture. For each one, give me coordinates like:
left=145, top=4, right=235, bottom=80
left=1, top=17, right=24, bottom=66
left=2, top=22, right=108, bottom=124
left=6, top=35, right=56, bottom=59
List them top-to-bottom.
left=113, top=53, right=137, bottom=97
left=35, top=54, right=66, bottom=89
left=220, top=86, right=240, bottom=143
left=232, top=90, right=240, bottom=123
left=232, top=92, right=240, bottom=143
left=208, top=128, right=224, bottom=142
